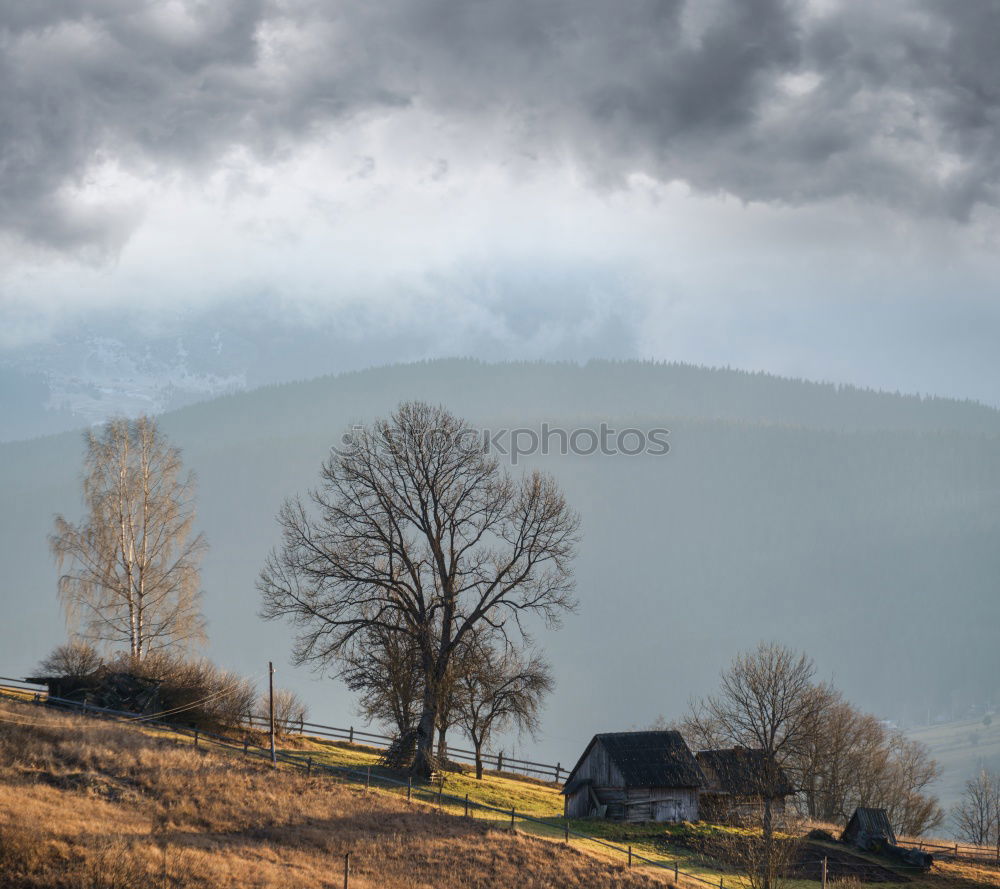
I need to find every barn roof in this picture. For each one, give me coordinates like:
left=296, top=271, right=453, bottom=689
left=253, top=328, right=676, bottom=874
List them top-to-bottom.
left=562, top=731, right=705, bottom=792
left=696, top=748, right=795, bottom=797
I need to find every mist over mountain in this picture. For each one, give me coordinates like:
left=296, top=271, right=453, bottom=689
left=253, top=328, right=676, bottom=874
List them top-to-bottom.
left=0, top=294, right=641, bottom=442
left=2, top=359, right=998, bottom=782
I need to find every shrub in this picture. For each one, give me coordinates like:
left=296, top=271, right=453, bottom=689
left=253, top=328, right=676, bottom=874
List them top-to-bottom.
left=37, top=641, right=104, bottom=678
left=35, top=648, right=257, bottom=734
left=113, top=652, right=257, bottom=733
left=265, top=688, right=309, bottom=736
left=81, top=838, right=150, bottom=889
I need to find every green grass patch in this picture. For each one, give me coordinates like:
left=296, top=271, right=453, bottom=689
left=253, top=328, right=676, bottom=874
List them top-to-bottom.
left=280, top=735, right=565, bottom=818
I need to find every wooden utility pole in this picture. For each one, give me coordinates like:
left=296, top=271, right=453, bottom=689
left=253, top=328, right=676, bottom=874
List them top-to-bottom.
left=268, top=661, right=276, bottom=767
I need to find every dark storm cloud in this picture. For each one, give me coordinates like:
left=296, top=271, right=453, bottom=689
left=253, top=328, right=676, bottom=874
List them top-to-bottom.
left=2, top=0, right=999, bottom=251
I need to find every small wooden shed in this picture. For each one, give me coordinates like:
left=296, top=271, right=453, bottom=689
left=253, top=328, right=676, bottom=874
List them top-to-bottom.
left=561, top=731, right=704, bottom=822
left=696, top=748, right=795, bottom=824
left=842, top=807, right=896, bottom=848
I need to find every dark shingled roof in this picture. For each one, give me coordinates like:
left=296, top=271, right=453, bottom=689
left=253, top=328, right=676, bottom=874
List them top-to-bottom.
left=564, top=731, right=705, bottom=791
left=696, top=748, right=796, bottom=797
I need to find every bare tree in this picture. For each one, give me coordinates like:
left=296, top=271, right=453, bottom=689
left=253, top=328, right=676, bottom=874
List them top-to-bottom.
left=259, top=402, right=579, bottom=776
left=51, top=417, right=207, bottom=659
left=342, top=611, right=462, bottom=754
left=340, top=617, right=423, bottom=738
left=455, top=633, right=553, bottom=779
left=699, top=642, right=827, bottom=889
left=435, top=656, right=464, bottom=764
left=783, top=686, right=942, bottom=835
left=680, top=697, right=732, bottom=751
left=882, top=733, right=943, bottom=836
left=952, top=770, right=1000, bottom=853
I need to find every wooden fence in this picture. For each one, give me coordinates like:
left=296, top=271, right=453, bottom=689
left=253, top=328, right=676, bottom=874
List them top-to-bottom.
left=0, top=674, right=567, bottom=782
left=245, top=712, right=567, bottom=782
left=898, top=837, right=1000, bottom=865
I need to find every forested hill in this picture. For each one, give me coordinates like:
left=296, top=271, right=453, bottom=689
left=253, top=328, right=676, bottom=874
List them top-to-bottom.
left=170, top=358, right=1000, bottom=437
left=2, top=359, right=998, bottom=767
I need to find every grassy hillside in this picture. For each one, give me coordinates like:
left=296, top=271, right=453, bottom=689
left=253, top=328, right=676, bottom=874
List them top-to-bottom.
left=4, top=697, right=999, bottom=889
left=0, top=698, right=662, bottom=889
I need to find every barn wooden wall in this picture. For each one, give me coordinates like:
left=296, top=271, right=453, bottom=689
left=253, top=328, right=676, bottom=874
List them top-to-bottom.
left=563, top=740, right=700, bottom=822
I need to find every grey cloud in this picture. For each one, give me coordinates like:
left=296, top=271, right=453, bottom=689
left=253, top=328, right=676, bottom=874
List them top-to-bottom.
left=2, top=0, right=999, bottom=251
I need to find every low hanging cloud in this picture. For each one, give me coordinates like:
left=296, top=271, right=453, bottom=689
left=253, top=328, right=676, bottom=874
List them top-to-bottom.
left=2, top=0, right=999, bottom=252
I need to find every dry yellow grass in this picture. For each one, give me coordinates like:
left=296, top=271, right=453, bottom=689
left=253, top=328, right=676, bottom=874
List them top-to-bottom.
left=0, top=700, right=666, bottom=888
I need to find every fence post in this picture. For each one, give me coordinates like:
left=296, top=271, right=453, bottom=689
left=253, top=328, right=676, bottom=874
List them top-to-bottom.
left=268, top=661, right=276, bottom=768
left=349, top=726, right=354, bottom=744
left=243, top=737, right=249, bottom=756
left=497, top=751, right=504, bottom=773
left=307, top=757, right=312, bottom=777
left=554, top=762, right=561, bottom=782
left=366, top=766, right=371, bottom=791
left=437, top=775, right=444, bottom=807
left=407, top=777, right=412, bottom=801
left=465, top=793, right=470, bottom=817
left=510, top=807, right=516, bottom=832
left=564, top=820, right=569, bottom=843
left=628, top=846, right=632, bottom=868
left=343, top=851, right=351, bottom=889
left=822, top=856, right=828, bottom=889
left=674, top=862, right=679, bottom=882
left=720, top=878, right=724, bottom=889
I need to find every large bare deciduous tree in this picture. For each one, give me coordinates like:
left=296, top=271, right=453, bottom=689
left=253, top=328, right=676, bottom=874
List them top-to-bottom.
left=258, top=401, right=579, bottom=777
left=50, top=416, right=207, bottom=659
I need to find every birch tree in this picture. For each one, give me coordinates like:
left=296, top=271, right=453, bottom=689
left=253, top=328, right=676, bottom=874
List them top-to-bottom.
left=258, top=401, right=579, bottom=777
left=51, top=416, right=207, bottom=659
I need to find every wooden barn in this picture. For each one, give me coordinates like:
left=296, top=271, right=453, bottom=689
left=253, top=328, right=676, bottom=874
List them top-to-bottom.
left=561, top=731, right=705, bottom=822
left=695, top=747, right=795, bottom=825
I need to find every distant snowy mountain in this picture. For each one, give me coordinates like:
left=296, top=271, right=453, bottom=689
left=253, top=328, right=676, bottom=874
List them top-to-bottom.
left=1, top=331, right=247, bottom=440
left=37, top=334, right=247, bottom=424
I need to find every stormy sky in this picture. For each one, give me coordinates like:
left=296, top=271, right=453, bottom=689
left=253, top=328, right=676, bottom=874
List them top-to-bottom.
left=3, top=0, right=1000, bottom=404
